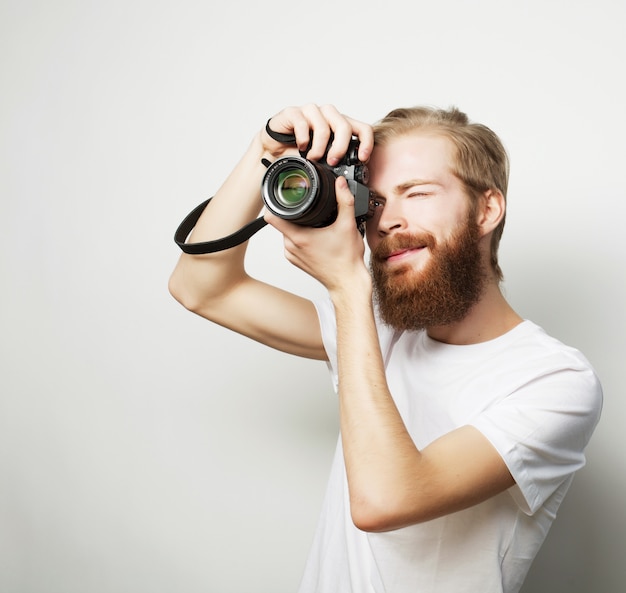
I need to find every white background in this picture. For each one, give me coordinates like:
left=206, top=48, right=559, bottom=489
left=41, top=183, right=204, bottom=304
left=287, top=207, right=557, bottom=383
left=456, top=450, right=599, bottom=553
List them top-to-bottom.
left=1, top=1, right=624, bottom=591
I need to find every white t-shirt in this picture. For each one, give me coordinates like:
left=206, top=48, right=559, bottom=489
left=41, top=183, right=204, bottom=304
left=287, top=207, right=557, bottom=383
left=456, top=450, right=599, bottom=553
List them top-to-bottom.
left=298, top=298, right=602, bottom=593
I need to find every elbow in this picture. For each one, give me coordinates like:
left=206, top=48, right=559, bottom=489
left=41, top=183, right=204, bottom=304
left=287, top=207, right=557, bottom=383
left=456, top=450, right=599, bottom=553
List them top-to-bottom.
left=168, top=266, right=233, bottom=321
left=168, top=269, right=201, bottom=314
left=168, top=270, right=186, bottom=306
left=349, top=485, right=440, bottom=532
left=349, top=494, right=417, bottom=533
left=351, top=511, right=390, bottom=534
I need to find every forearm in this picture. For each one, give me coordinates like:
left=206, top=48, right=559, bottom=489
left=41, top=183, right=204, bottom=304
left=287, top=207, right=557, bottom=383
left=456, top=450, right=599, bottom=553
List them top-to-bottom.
left=169, top=132, right=270, bottom=308
left=186, top=132, right=269, bottom=244
left=331, top=277, right=426, bottom=532
left=332, top=281, right=515, bottom=531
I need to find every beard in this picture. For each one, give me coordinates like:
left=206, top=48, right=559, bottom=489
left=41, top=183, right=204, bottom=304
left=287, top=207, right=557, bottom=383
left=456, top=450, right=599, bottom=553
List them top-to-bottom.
left=370, top=216, right=488, bottom=332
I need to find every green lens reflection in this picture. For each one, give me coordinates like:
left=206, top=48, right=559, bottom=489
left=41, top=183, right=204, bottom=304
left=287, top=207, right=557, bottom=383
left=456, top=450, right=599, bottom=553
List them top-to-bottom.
left=277, top=170, right=310, bottom=207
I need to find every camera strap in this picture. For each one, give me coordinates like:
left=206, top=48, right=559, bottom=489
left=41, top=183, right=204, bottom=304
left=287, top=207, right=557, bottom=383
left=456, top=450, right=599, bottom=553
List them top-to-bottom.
left=173, top=121, right=303, bottom=254
left=174, top=198, right=269, bottom=254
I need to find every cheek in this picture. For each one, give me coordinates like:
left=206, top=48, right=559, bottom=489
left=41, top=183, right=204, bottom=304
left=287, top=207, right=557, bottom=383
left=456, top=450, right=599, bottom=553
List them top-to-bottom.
left=414, top=201, right=469, bottom=237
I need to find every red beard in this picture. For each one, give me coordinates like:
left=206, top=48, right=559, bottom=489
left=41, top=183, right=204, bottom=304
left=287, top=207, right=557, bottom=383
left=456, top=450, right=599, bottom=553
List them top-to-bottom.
left=370, top=217, right=487, bottom=332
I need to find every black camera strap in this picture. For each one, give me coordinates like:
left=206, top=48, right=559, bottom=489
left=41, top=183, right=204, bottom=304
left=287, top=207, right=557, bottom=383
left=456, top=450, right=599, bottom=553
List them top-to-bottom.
left=264, top=119, right=298, bottom=145
left=173, top=121, right=306, bottom=254
left=174, top=198, right=269, bottom=254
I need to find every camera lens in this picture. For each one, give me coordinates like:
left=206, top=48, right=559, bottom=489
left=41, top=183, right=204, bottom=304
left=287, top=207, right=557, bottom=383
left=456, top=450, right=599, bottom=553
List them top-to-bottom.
left=262, top=156, right=339, bottom=227
left=276, top=169, right=311, bottom=208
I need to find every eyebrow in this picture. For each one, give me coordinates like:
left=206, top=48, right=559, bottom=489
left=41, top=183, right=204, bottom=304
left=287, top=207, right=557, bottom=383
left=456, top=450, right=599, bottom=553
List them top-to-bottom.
left=392, top=179, right=442, bottom=195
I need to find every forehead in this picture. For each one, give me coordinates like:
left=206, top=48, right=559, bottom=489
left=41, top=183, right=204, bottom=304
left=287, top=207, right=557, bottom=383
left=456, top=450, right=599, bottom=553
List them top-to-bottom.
left=368, top=132, right=457, bottom=190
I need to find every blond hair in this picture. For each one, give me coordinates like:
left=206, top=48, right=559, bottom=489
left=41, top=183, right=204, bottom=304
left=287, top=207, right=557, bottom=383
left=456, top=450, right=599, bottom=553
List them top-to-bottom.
left=373, top=106, right=509, bottom=281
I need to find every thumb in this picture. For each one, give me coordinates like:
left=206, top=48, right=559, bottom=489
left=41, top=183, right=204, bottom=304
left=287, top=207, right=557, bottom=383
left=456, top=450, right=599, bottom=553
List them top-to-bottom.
left=335, top=176, right=356, bottom=221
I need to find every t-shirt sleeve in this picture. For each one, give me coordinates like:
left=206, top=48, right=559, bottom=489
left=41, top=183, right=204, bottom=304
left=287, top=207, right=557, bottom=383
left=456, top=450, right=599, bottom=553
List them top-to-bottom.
left=313, top=296, right=339, bottom=392
left=471, top=359, right=602, bottom=515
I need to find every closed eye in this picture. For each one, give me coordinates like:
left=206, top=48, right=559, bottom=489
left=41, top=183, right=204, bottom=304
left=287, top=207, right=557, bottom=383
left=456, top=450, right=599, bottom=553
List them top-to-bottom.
left=394, top=179, right=441, bottom=198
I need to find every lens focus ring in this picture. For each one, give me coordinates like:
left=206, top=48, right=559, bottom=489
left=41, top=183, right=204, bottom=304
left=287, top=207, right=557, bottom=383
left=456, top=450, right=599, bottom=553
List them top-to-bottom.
left=261, top=155, right=338, bottom=227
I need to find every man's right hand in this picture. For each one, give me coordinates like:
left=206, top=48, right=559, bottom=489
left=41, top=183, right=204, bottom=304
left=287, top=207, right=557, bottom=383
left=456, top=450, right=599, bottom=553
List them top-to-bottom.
left=262, top=104, right=373, bottom=166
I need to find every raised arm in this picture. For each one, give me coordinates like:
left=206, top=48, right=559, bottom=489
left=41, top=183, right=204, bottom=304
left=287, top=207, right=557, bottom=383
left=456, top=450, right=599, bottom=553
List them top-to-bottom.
left=168, top=104, right=373, bottom=360
left=265, top=176, right=515, bottom=532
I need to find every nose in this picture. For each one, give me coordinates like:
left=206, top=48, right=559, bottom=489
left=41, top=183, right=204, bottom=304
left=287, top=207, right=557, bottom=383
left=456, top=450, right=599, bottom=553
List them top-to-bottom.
left=376, top=198, right=408, bottom=236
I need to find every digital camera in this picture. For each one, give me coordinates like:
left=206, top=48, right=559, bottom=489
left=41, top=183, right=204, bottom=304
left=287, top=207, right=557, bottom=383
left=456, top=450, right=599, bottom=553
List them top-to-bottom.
left=261, top=138, right=375, bottom=229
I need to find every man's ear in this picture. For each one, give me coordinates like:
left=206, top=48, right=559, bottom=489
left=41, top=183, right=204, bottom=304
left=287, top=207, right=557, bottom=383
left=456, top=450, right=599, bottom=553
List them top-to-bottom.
left=477, top=189, right=506, bottom=236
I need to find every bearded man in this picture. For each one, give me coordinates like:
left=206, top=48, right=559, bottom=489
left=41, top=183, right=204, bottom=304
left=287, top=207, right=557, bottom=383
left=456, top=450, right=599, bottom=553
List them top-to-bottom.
left=169, top=103, right=602, bottom=593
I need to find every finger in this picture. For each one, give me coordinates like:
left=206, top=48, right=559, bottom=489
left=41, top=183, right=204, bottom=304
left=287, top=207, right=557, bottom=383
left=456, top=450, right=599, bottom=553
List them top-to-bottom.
left=266, top=104, right=373, bottom=166
left=297, top=104, right=333, bottom=159
left=298, top=104, right=358, bottom=164
left=263, top=106, right=316, bottom=155
left=264, top=106, right=311, bottom=153
left=319, top=106, right=373, bottom=165
left=345, top=116, right=374, bottom=163
left=334, top=176, right=357, bottom=223
left=263, top=208, right=285, bottom=231
left=263, top=209, right=303, bottom=241
left=263, top=211, right=309, bottom=268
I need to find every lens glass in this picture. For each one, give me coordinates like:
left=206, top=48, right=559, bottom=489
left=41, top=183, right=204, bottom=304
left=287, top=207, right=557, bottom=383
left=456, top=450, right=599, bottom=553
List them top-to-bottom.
left=276, top=169, right=311, bottom=208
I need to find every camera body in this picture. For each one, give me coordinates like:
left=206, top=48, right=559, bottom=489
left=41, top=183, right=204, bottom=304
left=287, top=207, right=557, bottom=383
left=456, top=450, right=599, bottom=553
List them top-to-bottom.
left=261, top=138, right=375, bottom=230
